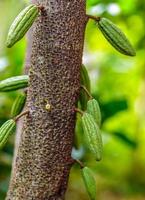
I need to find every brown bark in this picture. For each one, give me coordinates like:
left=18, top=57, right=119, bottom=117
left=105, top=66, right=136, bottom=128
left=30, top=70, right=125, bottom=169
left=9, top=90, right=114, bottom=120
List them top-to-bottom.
left=6, top=0, right=87, bottom=199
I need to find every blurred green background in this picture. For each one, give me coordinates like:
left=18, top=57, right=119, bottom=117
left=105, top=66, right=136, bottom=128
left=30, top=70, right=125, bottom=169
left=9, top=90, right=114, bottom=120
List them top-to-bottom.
left=0, top=0, right=144, bottom=199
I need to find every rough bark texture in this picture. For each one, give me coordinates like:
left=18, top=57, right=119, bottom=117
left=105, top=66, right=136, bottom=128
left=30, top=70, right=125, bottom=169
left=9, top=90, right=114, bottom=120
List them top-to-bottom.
left=6, top=0, right=87, bottom=199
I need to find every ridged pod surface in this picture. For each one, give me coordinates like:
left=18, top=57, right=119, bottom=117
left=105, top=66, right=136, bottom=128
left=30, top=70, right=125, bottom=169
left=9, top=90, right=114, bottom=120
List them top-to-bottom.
left=6, top=4, right=39, bottom=48
left=97, top=18, right=136, bottom=56
left=79, top=64, right=91, bottom=110
left=0, top=75, right=29, bottom=92
left=11, top=92, right=26, bottom=117
left=87, top=99, right=101, bottom=127
left=82, top=113, right=103, bottom=161
left=0, top=119, right=16, bottom=149
left=81, top=166, right=97, bottom=200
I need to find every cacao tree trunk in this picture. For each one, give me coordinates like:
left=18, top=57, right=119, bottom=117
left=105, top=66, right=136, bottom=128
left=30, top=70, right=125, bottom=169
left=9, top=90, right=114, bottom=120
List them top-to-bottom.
left=6, top=0, right=87, bottom=199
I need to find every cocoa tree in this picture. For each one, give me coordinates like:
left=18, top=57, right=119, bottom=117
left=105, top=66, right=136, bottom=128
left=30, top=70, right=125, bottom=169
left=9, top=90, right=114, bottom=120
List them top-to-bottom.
left=0, top=1, right=135, bottom=199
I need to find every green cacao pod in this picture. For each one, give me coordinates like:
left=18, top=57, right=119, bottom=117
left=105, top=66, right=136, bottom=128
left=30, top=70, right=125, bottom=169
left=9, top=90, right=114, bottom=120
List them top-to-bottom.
left=6, top=4, right=39, bottom=48
left=97, top=18, right=136, bottom=56
left=79, top=65, right=91, bottom=110
left=81, top=65, right=91, bottom=91
left=0, top=75, right=29, bottom=92
left=11, top=92, right=26, bottom=117
left=87, top=99, right=101, bottom=127
left=82, top=113, right=103, bottom=161
left=0, top=119, right=16, bottom=149
left=81, top=166, right=97, bottom=200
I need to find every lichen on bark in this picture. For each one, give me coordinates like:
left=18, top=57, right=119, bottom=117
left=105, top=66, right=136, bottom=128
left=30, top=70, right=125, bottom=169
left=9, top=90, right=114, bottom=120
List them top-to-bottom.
left=6, top=0, right=87, bottom=199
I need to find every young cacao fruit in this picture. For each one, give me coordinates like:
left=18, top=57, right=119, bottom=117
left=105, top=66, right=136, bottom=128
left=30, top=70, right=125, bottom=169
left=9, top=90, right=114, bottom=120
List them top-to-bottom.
left=6, top=4, right=39, bottom=48
left=97, top=18, right=136, bottom=56
left=79, top=65, right=91, bottom=110
left=0, top=75, right=29, bottom=92
left=11, top=92, right=26, bottom=117
left=87, top=99, right=101, bottom=127
left=82, top=113, right=103, bottom=161
left=0, top=119, right=16, bottom=149
left=81, top=166, right=97, bottom=200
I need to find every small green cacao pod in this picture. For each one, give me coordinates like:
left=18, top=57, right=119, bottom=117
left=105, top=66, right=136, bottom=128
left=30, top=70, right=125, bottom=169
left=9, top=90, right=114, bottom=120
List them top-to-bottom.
left=6, top=4, right=39, bottom=48
left=97, top=18, right=136, bottom=56
left=79, top=65, right=91, bottom=110
left=81, top=65, right=91, bottom=92
left=0, top=75, right=29, bottom=92
left=79, top=90, right=88, bottom=111
left=11, top=92, right=26, bottom=118
left=87, top=99, right=101, bottom=127
left=82, top=113, right=103, bottom=161
left=0, top=119, right=16, bottom=149
left=81, top=166, right=97, bottom=200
